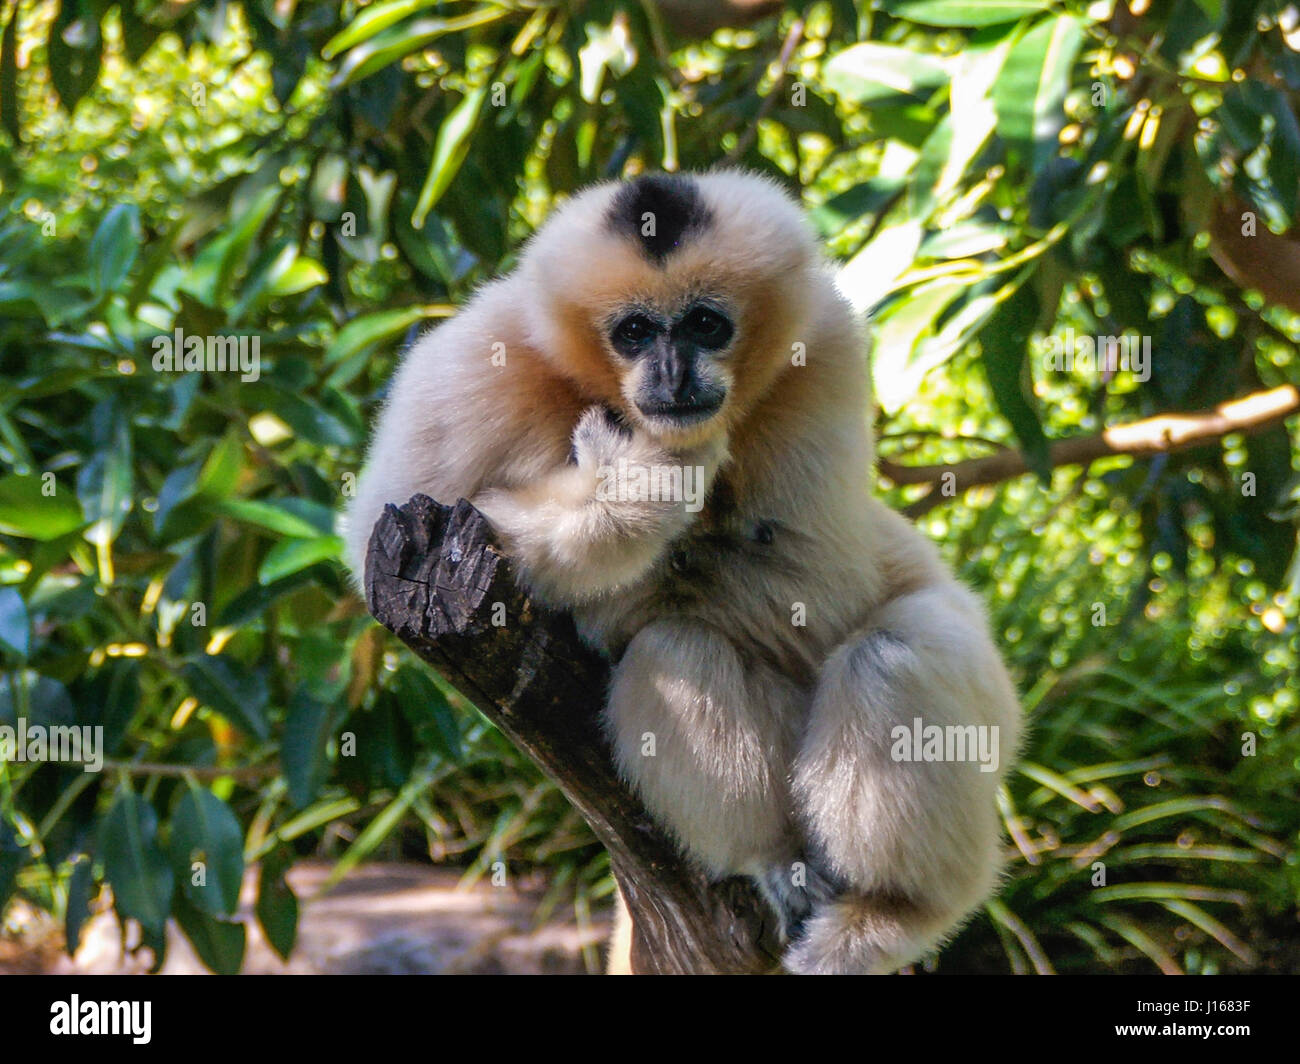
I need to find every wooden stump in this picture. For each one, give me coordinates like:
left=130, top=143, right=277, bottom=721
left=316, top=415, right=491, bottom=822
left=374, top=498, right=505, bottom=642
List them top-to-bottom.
left=364, top=494, right=781, bottom=974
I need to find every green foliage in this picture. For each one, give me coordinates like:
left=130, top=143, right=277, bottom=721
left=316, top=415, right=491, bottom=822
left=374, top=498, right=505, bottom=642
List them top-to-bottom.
left=0, top=0, right=1296, bottom=973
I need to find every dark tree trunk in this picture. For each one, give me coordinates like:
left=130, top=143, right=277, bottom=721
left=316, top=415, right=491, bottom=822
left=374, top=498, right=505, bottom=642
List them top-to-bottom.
left=364, top=494, right=781, bottom=974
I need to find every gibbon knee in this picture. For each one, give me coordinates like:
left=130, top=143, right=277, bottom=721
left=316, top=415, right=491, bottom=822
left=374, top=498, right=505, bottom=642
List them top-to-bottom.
left=787, top=587, right=1021, bottom=973
left=604, top=620, right=803, bottom=878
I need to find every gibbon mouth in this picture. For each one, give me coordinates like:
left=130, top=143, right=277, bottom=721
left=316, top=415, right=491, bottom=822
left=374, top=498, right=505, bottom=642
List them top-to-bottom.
left=635, top=397, right=724, bottom=423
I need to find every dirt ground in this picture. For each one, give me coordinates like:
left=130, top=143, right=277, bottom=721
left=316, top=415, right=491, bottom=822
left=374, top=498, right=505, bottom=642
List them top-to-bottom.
left=0, top=862, right=610, bottom=975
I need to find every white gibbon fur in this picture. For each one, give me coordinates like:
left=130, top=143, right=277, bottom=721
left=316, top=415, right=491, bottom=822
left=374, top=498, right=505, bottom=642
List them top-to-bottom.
left=345, top=170, right=1022, bottom=975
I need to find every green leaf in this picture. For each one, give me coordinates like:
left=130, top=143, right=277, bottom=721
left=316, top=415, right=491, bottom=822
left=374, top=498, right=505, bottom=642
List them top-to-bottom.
left=47, top=0, right=103, bottom=112
left=117, top=0, right=162, bottom=63
left=323, top=0, right=441, bottom=59
left=0, top=1, right=20, bottom=144
left=886, top=1, right=1053, bottom=26
left=332, top=8, right=507, bottom=87
left=992, top=15, right=1085, bottom=168
left=578, top=17, right=637, bottom=104
left=916, top=27, right=1015, bottom=213
left=823, top=42, right=950, bottom=104
left=1219, top=81, right=1300, bottom=230
left=412, top=83, right=489, bottom=228
left=339, top=163, right=398, bottom=264
left=809, top=175, right=906, bottom=237
left=182, top=186, right=281, bottom=308
left=216, top=186, right=282, bottom=303
left=90, top=203, right=141, bottom=298
left=919, top=218, right=1009, bottom=258
left=838, top=219, right=926, bottom=315
left=229, top=239, right=297, bottom=322
left=266, top=257, right=328, bottom=297
left=870, top=277, right=969, bottom=412
left=979, top=279, right=1050, bottom=479
left=0, top=280, right=49, bottom=319
left=323, top=306, right=438, bottom=367
left=14, top=365, right=102, bottom=399
left=247, top=388, right=358, bottom=447
left=76, top=419, right=133, bottom=551
left=195, top=432, right=245, bottom=499
left=153, top=465, right=204, bottom=542
left=0, top=474, right=84, bottom=540
left=218, top=497, right=335, bottom=538
left=258, top=535, right=343, bottom=584
left=214, top=569, right=318, bottom=629
left=0, top=586, right=30, bottom=659
left=182, top=656, right=271, bottom=741
left=79, top=657, right=140, bottom=757
left=391, top=666, right=463, bottom=763
left=0, top=670, right=75, bottom=728
left=282, top=690, right=336, bottom=809
left=350, top=694, right=416, bottom=790
left=319, top=760, right=434, bottom=892
left=170, top=787, right=245, bottom=916
left=98, top=790, right=174, bottom=938
left=0, top=818, right=27, bottom=908
left=255, top=850, right=298, bottom=960
left=64, top=854, right=96, bottom=957
left=174, top=895, right=246, bottom=975
left=1160, top=899, right=1254, bottom=964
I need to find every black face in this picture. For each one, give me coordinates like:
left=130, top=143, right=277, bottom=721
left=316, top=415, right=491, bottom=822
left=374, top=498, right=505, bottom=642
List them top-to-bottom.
left=609, top=303, right=733, bottom=422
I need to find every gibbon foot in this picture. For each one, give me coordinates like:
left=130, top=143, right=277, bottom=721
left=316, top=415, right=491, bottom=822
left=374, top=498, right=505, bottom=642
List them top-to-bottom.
left=756, top=859, right=844, bottom=942
left=781, top=893, right=934, bottom=976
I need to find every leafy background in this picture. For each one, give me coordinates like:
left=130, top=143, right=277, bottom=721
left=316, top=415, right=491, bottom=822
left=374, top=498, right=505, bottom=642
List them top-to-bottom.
left=1, top=0, right=1298, bottom=974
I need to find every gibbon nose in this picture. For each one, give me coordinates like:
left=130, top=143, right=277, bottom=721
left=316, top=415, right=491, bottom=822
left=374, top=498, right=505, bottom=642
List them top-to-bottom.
left=650, top=339, right=693, bottom=401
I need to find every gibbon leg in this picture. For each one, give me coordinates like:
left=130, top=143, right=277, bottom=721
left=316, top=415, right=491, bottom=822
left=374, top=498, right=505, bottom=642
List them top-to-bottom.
left=787, top=584, right=1022, bottom=975
left=604, top=620, right=807, bottom=893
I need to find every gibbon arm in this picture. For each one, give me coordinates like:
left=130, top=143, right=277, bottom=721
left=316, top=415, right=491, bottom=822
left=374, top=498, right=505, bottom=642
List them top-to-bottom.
left=473, top=406, right=726, bottom=603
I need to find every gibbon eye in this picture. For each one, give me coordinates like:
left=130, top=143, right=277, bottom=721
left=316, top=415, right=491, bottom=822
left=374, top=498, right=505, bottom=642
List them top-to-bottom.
left=680, top=305, right=734, bottom=349
left=611, top=314, right=658, bottom=353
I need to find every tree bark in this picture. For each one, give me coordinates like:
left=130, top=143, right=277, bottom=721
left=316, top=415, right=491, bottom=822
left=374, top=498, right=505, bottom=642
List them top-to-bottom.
left=363, top=494, right=781, bottom=974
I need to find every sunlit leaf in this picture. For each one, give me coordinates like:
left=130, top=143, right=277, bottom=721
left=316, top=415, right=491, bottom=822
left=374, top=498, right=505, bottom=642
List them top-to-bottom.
left=886, top=0, right=1053, bottom=26
left=824, top=42, right=950, bottom=104
left=412, top=83, right=489, bottom=228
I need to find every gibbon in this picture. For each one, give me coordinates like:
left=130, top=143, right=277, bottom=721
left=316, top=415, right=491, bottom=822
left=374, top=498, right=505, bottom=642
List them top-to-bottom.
left=345, top=170, right=1023, bottom=975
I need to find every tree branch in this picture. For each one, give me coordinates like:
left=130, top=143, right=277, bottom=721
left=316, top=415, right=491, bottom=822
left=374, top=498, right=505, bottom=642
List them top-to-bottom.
left=652, top=0, right=783, bottom=38
left=879, top=384, right=1300, bottom=517
left=364, top=495, right=782, bottom=974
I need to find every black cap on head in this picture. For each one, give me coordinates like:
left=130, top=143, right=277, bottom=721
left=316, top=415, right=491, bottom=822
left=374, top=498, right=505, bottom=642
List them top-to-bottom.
left=605, top=174, right=712, bottom=265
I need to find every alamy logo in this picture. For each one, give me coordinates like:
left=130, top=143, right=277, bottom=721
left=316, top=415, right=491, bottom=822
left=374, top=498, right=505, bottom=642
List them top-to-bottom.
left=151, top=327, right=261, bottom=382
left=1039, top=327, right=1151, bottom=382
left=595, top=459, right=707, bottom=513
left=0, top=717, right=104, bottom=772
left=890, top=717, right=1000, bottom=773
left=50, top=996, right=151, bottom=1044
